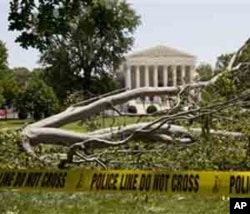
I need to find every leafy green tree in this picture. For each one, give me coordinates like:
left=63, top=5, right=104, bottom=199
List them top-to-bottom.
left=9, top=0, right=140, bottom=98
left=0, top=40, right=10, bottom=79
left=0, top=40, right=21, bottom=108
left=199, top=40, right=250, bottom=137
left=213, top=41, right=250, bottom=98
left=233, top=41, right=250, bottom=107
left=213, top=42, right=250, bottom=101
left=215, top=53, right=234, bottom=74
left=41, top=63, right=81, bottom=103
left=196, top=63, right=214, bottom=81
left=12, top=67, right=30, bottom=86
left=17, top=72, right=59, bottom=120
left=88, top=72, right=119, bottom=96
left=0, top=74, right=20, bottom=107
left=0, top=86, right=4, bottom=107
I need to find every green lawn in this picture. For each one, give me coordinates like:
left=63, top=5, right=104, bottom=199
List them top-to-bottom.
left=0, top=116, right=153, bottom=132
left=62, top=116, right=150, bottom=132
left=0, top=119, right=31, bottom=130
left=0, top=192, right=229, bottom=214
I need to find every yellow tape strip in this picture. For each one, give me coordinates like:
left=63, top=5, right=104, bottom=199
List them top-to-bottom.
left=1, top=169, right=250, bottom=196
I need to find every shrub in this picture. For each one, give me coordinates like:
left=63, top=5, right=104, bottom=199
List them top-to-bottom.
left=16, top=73, right=60, bottom=121
left=127, top=105, right=137, bottom=114
left=146, top=105, right=157, bottom=114
left=18, top=107, right=28, bottom=120
left=0, top=129, right=67, bottom=169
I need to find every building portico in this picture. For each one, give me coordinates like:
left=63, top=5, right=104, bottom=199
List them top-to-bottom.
left=118, top=45, right=197, bottom=113
left=125, top=64, right=194, bottom=89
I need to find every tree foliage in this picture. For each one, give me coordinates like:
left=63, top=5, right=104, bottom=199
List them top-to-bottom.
left=9, top=0, right=141, bottom=97
left=0, top=40, right=9, bottom=79
left=0, top=40, right=17, bottom=107
left=0, top=40, right=61, bottom=118
left=234, top=43, right=250, bottom=92
left=215, top=53, right=234, bottom=73
left=196, top=63, right=214, bottom=81
left=12, top=67, right=31, bottom=86
left=16, top=72, right=59, bottom=120
left=0, top=74, right=20, bottom=107
left=0, top=87, right=4, bottom=107
left=146, top=105, right=157, bottom=114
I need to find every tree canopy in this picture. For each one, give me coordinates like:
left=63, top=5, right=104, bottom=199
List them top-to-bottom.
left=9, top=0, right=141, bottom=98
left=0, top=40, right=9, bottom=79
left=215, top=53, right=234, bottom=74
left=196, top=63, right=214, bottom=81
left=12, top=67, right=31, bottom=86
left=16, top=72, right=59, bottom=120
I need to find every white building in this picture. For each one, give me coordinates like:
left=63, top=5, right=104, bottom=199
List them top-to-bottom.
left=117, top=45, right=198, bottom=114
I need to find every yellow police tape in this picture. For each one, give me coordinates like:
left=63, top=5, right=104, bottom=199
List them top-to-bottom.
left=0, top=169, right=250, bottom=196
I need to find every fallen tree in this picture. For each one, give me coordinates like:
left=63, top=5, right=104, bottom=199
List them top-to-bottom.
left=18, top=38, right=250, bottom=168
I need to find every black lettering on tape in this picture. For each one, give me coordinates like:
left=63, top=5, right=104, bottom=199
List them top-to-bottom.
left=0, top=172, right=16, bottom=187
left=13, top=172, right=27, bottom=187
left=24, top=172, right=42, bottom=187
left=41, top=172, right=67, bottom=188
left=61, top=172, right=67, bottom=188
left=90, top=173, right=118, bottom=190
left=90, top=173, right=98, bottom=190
left=120, top=174, right=138, bottom=191
left=139, top=174, right=151, bottom=191
left=152, top=174, right=170, bottom=191
left=171, top=174, right=199, bottom=193
left=171, top=174, right=177, bottom=192
left=177, top=174, right=183, bottom=191
left=194, top=174, right=199, bottom=192
left=183, top=175, right=189, bottom=191
left=188, top=175, right=195, bottom=192
left=230, top=175, right=250, bottom=194
left=230, top=176, right=235, bottom=194
left=236, top=176, right=241, bottom=194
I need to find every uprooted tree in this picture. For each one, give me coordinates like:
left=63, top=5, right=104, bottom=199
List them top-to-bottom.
left=15, top=38, right=250, bottom=169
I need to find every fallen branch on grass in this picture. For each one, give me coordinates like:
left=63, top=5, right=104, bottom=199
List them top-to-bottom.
left=17, top=38, right=250, bottom=167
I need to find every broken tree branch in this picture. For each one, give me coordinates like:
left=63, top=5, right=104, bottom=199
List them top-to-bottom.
left=16, top=38, right=250, bottom=167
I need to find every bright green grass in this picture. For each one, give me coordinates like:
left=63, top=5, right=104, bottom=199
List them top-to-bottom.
left=0, top=116, right=153, bottom=133
left=62, top=116, right=146, bottom=132
left=0, top=119, right=31, bottom=130
left=0, top=192, right=229, bottom=214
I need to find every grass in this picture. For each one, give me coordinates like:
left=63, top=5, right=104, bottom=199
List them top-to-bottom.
left=0, top=116, right=153, bottom=133
left=62, top=117, right=143, bottom=133
left=0, top=119, right=31, bottom=130
left=0, top=192, right=229, bottom=214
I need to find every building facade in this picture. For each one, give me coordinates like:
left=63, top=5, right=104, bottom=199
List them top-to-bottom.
left=118, top=45, right=197, bottom=113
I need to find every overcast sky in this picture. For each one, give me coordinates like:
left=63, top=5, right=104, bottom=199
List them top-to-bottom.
left=0, top=0, right=250, bottom=70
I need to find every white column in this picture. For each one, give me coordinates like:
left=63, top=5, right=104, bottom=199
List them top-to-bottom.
left=126, top=65, right=131, bottom=89
left=154, top=65, right=158, bottom=87
left=162, top=65, right=168, bottom=105
left=163, top=65, right=168, bottom=86
left=172, top=65, right=177, bottom=86
left=181, top=65, right=185, bottom=85
left=188, top=65, right=195, bottom=103
left=190, top=65, right=195, bottom=83
left=136, top=66, right=140, bottom=88
left=144, top=66, right=150, bottom=103
left=145, top=66, right=149, bottom=87
left=153, top=66, right=158, bottom=103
